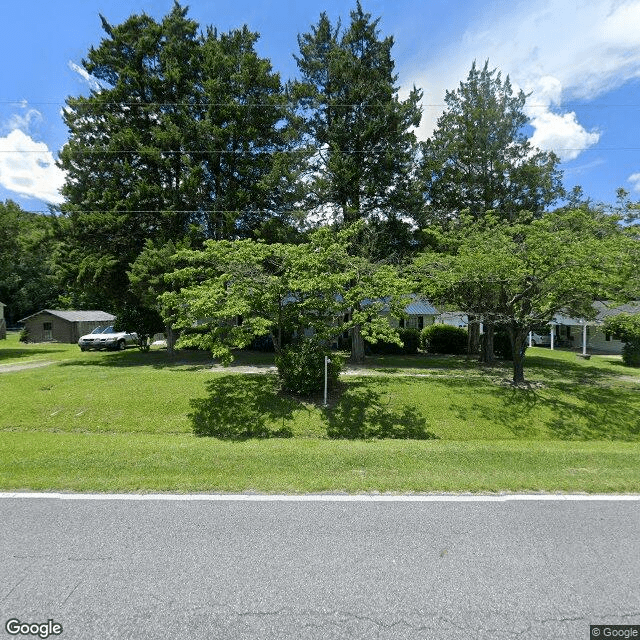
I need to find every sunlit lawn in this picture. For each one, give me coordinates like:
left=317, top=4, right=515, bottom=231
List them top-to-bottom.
left=1, top=331, right=639, bottom=493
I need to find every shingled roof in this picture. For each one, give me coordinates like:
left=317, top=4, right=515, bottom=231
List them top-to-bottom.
left=19, top=309, right=115, bottom=323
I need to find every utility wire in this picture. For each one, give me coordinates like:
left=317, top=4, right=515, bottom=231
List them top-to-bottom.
left=2, top=100, right=640, bottom=108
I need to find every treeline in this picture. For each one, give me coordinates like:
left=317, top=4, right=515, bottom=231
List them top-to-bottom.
left=1, top=1, right=639, bottom=382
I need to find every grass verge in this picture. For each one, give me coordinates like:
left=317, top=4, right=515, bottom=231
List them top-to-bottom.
left=2, top=433, right=639, bottom=493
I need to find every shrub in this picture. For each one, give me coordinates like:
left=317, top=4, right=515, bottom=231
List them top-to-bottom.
left=603, top=313, right=640, bottom=367
left=420, top=324, right=467, bottom=354
left=18, top=328, right=30, bottom=343
left=366, top=328, right=420, bottom=356
left=399, top=328, right=420, bottom=354
left=493, top=329, right=512, bottom=360
left=275, top=339, right=343, bottom=396
left=622, top=341, right=640, bottom=367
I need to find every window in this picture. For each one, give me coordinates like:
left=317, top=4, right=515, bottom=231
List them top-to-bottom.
left=418, top=316, right=424, bottom=330
left=43, top=322, right=52, bottom=341
left=605, top=332, right=611, bottom=342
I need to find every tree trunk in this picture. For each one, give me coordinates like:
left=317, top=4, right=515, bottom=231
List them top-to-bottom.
left=467, top=316, right=480, bottom=356
left=480, top=322, right=495, bottom=364
left=166, top=323, right=176, bottom=356
left=350, top=324, right=365, bottom=364
left=270, top=325, right=282, bottom=354
left=508, top=327, right=528, bottom=384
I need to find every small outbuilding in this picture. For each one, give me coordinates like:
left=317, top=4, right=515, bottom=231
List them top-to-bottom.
left=0, top=302, right=6, bottom=340
left=18, top=309, right=116, bottom=344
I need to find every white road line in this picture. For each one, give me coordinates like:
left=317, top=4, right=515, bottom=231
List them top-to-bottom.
left=1, top=493, right=639, bottom=502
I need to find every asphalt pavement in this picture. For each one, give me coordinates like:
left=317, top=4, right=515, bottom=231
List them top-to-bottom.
left=1, top=495, right=639, bottom=639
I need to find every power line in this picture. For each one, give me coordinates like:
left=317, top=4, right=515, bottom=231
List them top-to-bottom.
left=2, top=100, right=640, bottom=108
left=2, top=147, right=640, bottom=154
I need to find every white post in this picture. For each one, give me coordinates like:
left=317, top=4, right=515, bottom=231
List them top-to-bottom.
left=582, top=323, right=587, bottom=356
left=550, top=324, right=555, bottom=350
left=528, top=331, right=533, bottom=348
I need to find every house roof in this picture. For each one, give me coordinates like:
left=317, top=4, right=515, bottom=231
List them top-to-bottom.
left=405, top=298, right=438, bottom=315
left=551, top=301, right=640, bottom=326
left=18, top=309, right=116, bottom=323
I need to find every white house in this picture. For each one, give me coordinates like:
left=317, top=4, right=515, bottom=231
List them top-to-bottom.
left=547, top=302, right=640, bottom=354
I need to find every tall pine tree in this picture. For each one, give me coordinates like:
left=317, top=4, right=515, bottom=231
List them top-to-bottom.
left=57, top=2, right=301, bottom=310
left=293, top=2, right=422, bottom=229
left=420, top=60, right=564, bottom=225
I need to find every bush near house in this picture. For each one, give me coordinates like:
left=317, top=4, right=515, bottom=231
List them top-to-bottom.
left=604, top=313, right=640, bottom=367
left=421, top=325, right=467, bottom=355
left=366, top=328, right=420, bottom=355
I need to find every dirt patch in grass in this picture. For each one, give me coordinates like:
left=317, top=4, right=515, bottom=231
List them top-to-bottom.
left=0, top=361, right=55, bottom=373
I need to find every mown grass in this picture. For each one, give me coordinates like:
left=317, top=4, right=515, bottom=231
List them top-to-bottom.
left=1, top=331, right=639, bottom=493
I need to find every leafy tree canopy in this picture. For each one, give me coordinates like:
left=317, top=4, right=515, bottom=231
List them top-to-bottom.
left=57, top=2, right=302, bottom=311
left=0, top=200, right=61, bottom=324
left=414, top=208, right=637, bottom=382
left=161, top=223, right=409, bottom=364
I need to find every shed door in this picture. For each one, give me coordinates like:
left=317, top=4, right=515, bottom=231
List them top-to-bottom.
left=43, top=322, right=53, bottom=341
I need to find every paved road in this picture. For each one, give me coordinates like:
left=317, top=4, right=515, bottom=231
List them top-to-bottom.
left=1, top=496, right=639, bottom=639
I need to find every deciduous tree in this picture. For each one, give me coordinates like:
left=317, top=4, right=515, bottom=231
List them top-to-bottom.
left=415, top=209, right=635, bottom=383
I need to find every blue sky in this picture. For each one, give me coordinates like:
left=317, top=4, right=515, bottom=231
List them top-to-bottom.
left=1, top=0, right=640, bottom=212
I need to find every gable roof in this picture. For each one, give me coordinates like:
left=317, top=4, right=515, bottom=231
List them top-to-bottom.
left=405, top=298, right=438, bottom=315
left=551, top=301, right=640, bottom=326
left=18, top=309, right=116, bottom=323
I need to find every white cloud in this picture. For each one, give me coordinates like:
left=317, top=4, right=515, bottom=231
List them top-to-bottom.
left=407, top=0, right=640, bottom=159
left=68, top=61, right=103, bottom=92
left=4, top=108, right=43, bottom=134
left=529, top=110, right=601, bottom=161
left=0, top=129, right=66, bottom=204
left=629, top=173, right=640, bottom=193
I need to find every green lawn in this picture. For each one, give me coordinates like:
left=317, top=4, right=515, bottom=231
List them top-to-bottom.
left=1, top=331, right=639, bottom=493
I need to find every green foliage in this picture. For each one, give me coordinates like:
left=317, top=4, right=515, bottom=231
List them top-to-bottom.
left=293, top=2, right=422, bottom=229
left=57, top=4, right=301, bottom=310
left=420, top=60, right=564, bottom=224
left=0, top=200, right=61, bottom=324
left=416, top=209, right=638, bottom=381
left=163, top=222, right=409, bottom=365
left=113, top=303, right=163, bottom=350
left=604, top=313, right=640, bottom=367
left=420, top=324, right=467, bottom=355
left=367, top=327, right=420, bottom=355
left=18, top=328, right=30, bottom=343
left=492, top=328, right=528, bottom=360
left=275, top=339, right=342, bottom=396
left=622, top=343, right=640, bottom=367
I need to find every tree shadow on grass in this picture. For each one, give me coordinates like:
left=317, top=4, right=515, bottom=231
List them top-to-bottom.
left=0, top=347, right=68, bottom=362
left=189, top=374, right=296, bottom=440
left=469, top=378, right=640, bottom=441
left=322, top=380, right=439, bottom=440
left=541, top=384, right=640, bottom=441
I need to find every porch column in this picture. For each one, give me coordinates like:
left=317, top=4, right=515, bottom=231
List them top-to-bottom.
left=582, top=323, right=587, bottom=356
left=550, top=324, right=555, bottom=350
left=528, top=331, right=532, bottom=348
